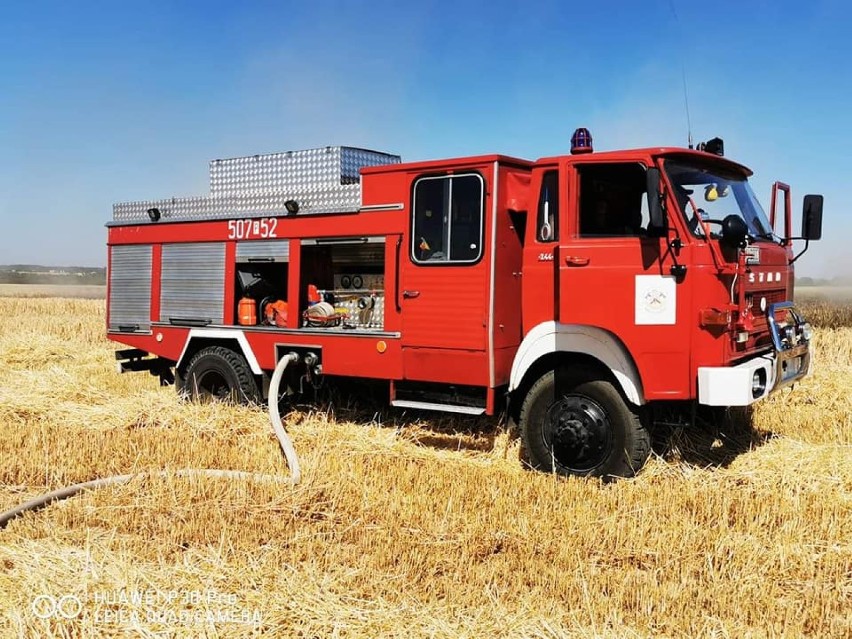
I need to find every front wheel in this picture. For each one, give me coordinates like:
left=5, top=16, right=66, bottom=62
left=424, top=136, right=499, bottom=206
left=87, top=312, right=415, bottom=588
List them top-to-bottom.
left=519, top=371, right=650, bottom=479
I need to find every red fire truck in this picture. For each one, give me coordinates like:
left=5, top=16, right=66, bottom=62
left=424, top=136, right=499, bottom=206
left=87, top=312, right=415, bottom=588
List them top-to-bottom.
left=107, top=132, right=823, bottom=478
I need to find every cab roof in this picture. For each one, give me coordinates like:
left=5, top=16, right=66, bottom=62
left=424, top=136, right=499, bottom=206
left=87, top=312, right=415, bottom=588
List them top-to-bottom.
left=363, top=147, right=752, bottom=177
left=536, top=147, right=753, bottom=177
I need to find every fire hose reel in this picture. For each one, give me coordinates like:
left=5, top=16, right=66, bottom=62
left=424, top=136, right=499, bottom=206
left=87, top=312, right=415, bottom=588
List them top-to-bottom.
left=357, top=295, right=375, bottom=326
left=303, top=301, right=341, bottom=327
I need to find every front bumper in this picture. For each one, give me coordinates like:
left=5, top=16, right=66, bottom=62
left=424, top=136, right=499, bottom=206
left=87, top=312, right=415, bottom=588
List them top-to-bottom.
left=698, top=302, right=812, bottom=406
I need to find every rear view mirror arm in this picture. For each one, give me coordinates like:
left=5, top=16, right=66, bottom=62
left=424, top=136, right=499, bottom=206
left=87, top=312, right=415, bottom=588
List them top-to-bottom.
left=788, top=238, right=810, bottom=265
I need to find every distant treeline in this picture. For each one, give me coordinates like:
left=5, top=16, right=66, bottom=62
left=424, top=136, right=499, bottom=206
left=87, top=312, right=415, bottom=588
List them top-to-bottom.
left=0, top=265, right=105, bottom=286
left=797, top=276, right=852, bottom=287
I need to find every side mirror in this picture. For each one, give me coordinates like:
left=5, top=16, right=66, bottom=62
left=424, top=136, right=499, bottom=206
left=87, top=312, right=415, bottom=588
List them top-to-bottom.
left=646, top=168, right=666, bottom=236
left=790, top=194, right=823, bottom=264
left=802, top=194, right=823, bottom=240
left=720, top=214, right=748, bottom=248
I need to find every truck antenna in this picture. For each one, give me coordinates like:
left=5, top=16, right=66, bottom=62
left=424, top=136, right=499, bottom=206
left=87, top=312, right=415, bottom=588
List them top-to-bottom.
left=668, top=0, right=693, bottom=149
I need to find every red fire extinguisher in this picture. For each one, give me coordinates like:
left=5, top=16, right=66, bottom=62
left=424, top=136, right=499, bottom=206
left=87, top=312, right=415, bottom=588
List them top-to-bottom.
left=238, top=297, right=257, bottom=326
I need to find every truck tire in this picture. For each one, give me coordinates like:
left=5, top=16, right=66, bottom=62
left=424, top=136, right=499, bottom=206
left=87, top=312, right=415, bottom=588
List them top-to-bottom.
left=179, top=346, right=260, bottom=405
left=519, top=370, right=650, bottom=479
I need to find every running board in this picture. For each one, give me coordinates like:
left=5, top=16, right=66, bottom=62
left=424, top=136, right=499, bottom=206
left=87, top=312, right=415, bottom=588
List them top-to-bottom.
left=391, top=400, right=486, bottom=415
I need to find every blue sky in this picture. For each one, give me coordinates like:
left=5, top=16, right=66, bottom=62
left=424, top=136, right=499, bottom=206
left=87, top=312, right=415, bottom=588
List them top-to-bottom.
left=0, top=0, right=848, bottom=277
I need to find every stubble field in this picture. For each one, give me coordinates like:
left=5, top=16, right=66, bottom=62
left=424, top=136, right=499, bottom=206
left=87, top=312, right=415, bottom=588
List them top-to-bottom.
left=0, top=284, right=106, bottom=299
left=0, top=295, right=849, bottom=637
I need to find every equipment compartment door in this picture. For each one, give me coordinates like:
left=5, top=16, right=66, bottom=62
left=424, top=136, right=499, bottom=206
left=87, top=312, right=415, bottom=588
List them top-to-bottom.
left=399, top=171, right=491, bottom=383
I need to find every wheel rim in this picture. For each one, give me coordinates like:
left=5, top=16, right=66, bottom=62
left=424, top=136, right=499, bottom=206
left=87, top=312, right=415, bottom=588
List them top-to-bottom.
left=193, top=370, right=233, bottom=402
left=543, top=394, right=613, bottom=473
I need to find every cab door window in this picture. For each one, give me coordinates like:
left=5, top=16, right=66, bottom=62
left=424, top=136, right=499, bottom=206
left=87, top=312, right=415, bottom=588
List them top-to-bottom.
left=577, top=163, right=648, bottom=237
left=537, top=170, right=559, bottom=242
left=411, top=174, right=484, bottom=264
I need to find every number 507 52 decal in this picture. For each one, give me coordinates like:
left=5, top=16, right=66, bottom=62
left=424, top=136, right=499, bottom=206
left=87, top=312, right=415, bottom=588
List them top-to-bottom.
left=227, top=218, right=278, bottom=240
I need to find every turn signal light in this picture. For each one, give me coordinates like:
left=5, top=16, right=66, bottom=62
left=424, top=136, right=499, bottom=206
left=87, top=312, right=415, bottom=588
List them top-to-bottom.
left=700, top=308, right=731, bottom=327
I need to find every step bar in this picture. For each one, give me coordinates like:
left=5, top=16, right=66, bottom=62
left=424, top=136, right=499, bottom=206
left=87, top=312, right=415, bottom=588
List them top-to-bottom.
left=390, top=399, right=486, bottom=415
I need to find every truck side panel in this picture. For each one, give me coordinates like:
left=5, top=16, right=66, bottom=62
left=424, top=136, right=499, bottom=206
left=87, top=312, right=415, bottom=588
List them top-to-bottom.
left=160, top=242, right=226, bottom=325
left=107, top=245, right=153, bottom=332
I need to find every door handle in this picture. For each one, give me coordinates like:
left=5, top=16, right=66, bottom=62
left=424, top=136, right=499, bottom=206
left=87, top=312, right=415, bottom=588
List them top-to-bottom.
left=394, top=235, right=402, bottom=312
left=564, top=255, right=590, bottom=266
left=403, top=290, right=420, bottom=299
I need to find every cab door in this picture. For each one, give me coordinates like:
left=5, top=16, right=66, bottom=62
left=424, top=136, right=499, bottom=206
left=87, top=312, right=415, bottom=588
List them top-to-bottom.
left=557, top=161, right=691, bottom=400
left=398, top=170, right=491, bottom=384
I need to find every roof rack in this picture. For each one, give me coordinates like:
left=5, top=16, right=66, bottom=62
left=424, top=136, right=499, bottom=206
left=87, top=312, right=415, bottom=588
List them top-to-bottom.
left=111, top=146, right=401, bottom=225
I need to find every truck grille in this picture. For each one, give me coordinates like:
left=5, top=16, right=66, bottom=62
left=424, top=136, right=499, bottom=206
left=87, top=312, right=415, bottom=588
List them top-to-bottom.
left=744, top=288, right=788, bottom=350
left=748, top=289, right=787, bottom=317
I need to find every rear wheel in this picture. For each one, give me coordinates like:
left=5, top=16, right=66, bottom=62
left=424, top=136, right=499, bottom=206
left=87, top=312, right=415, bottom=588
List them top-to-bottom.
left=179, top=346, right=260, bottom=404
left=519, top=370, right=650, bottom=479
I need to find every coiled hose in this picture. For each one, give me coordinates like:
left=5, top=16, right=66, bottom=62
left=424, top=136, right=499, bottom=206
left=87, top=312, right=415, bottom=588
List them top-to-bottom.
left=0, top=352, right=301, bottom=529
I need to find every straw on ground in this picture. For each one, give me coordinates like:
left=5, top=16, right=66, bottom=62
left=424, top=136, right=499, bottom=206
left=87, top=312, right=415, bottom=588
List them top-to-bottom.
left=0, top=297, right=849, bottom=638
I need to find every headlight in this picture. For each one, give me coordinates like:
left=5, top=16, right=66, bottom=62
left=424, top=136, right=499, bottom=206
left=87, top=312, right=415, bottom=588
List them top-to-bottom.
left=802, top=322, right=813, bottom=341
left=784, top=325, right=796, bottom=345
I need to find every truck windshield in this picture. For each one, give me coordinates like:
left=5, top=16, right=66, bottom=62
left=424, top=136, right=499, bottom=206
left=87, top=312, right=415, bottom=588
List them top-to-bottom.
left=664, top=160, right=775, bottom=241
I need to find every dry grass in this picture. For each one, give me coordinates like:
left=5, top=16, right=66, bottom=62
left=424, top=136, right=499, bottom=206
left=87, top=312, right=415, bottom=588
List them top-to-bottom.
left=797, top=286, right=852, bottom=328
left=0, top=297, right=849, bottom=638
left=797, top=299, right=852, bottom=330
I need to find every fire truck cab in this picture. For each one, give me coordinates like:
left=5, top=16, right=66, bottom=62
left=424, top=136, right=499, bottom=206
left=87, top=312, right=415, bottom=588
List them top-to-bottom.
left=107, top=134, right=823, bottom=478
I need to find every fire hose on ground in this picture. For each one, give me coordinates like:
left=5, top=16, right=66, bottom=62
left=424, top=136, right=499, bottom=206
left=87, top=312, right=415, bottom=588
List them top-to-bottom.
left=0, top=352, right=301, bottom=530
